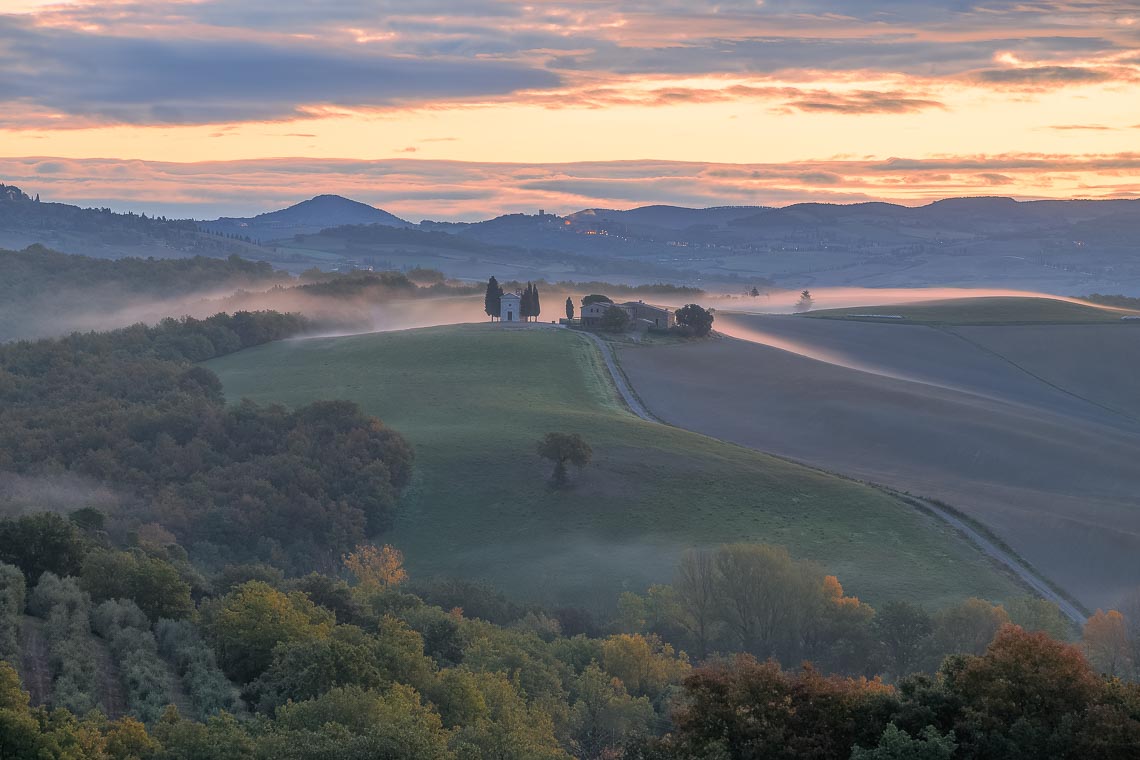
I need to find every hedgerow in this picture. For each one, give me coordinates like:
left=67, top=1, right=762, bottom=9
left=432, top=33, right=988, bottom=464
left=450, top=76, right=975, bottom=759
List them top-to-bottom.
left=0, top=562, right=25, bottom=662
left=29, top=572, right=98, bottom=714
left=93, top=599, right=176, bottom=722
left=156, top=618, right=241, bottom=719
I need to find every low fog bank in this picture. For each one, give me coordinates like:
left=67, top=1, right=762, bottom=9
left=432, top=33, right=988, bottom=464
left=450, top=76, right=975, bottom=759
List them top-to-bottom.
left=0, top=283, right=486, bottom=344
left=708, top=286, right=1095, bottom=315
left=0, top=472, right=121, bottom=518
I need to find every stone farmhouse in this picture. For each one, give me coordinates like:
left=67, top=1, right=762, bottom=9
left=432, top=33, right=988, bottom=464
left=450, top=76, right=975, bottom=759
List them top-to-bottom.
left=580, top=299, right=675, bottom=330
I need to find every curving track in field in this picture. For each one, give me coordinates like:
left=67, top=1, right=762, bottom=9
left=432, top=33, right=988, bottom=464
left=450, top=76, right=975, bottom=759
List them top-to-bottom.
left=578, top=322, right=1096, bottom=625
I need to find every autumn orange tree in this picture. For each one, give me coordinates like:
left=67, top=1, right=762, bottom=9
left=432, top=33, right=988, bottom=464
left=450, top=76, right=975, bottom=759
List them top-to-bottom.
left=343, top=544, right=408, bottom=591
left=1082, top=609, right=1132, bottom=677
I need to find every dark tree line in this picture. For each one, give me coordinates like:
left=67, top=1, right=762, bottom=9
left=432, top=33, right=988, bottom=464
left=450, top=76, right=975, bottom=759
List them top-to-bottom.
left=0, top=312, right=414, bottom=567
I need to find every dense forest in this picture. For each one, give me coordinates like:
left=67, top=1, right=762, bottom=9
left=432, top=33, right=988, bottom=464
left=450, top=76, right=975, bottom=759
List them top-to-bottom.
left=0, top=311, right=413, bottom=569
left=1, top=521, right=1139, bottom=759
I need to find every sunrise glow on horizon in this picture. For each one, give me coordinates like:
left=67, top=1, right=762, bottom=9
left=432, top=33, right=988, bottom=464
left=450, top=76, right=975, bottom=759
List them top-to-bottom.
left=2, top=0, right=1139, bottom=219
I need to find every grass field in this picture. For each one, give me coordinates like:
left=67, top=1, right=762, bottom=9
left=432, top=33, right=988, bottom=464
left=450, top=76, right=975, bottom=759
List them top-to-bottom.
left=805, top=296, right=1139, bottom=325
left=206, top=324, right=1022, bottom=611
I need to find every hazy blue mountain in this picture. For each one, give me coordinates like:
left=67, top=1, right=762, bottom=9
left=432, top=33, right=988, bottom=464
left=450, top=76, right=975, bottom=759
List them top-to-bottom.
left=202, top=194, right=413, bottom=240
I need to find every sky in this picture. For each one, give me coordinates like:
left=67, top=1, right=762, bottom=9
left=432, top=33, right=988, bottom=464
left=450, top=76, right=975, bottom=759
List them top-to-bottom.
left=2, top=0, right=1139, bottom=220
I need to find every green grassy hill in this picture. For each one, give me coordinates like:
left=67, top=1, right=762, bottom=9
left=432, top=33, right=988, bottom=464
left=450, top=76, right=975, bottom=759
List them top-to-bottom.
left=805, top=296, right=1139, bottom=325
left=206, top=324, right=1022, bottom=610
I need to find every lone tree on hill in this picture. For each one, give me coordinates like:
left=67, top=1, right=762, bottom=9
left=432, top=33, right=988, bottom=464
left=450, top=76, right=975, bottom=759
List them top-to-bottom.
left=484, top=276, right=503, bottom=321
left=750, top=287, right=760, bottom=297
left=795, top=289, right=814, bottom=312
left=565, top=297, right=575, bottom=320
left=676, top=304, right=715, bottom=336
left=600, top=305, right=630, bottom=332
left=536, top=432, right=593, bottom=487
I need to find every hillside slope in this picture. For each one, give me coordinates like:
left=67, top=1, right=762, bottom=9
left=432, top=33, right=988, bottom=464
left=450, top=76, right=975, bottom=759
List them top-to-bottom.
left=620, top=311, right=1140, bottom=609
left=206, top=324, right=1022, bottom=610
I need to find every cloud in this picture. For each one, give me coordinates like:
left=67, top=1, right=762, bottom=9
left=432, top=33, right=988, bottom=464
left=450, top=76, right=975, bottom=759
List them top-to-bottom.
left=2, top=0, right=1137, bottom=131
left=0, top=16, right=560, bottom=125
left=973, top=66, right=1113, bottom=85
left=784, top=90, right=945, bottom=114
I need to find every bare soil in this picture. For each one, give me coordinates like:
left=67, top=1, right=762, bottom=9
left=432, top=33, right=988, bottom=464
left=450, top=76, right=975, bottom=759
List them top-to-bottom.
left=619, top=313, right=1140, bottom=610
left=19, top=616, right=51, bottom=707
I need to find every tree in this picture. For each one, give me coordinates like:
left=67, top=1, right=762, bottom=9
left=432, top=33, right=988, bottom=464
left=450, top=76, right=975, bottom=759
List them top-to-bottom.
left=484, top=276, right=503, bottom=321
left=519, top=282, right=542, bottom=322
left=520, top=283, right=531, bottom=321
left=750, top=286, right=760, bottom=297
left=795, top=289, right=814, bottom=312
left=582, top=294, right=612, bottom=305
left=565, top=297, right=575, bottom=321
left=675, top=304, right=714, bottom=336
left=599, top=305, right=630, bottom=332
left=536, top=432, right=593, bottom=486
left=0, top=512, right=87, bottom=582
left=343, top=544, right=408, bottom=591
left=80, top=549, right=194, bottom=621
left=673, top=549, right=719, bottom=659
left=208, top=581, right=334, bottom=682
left=1118, top=587, right=1140, bottom=680
left=1006, top=596, right=1073, bottom=641
left=931, top=598, right=1009, bottom=658
left=873, top=601, right=933, bottom=678
left=1083, top=609, right=1131, bottom=677
left=945, top=625, right=1104, bottom=758
left=600, top=633, right=690, bottom=700
left=568, top=662, right=655, bottom=760
left=851, top=724, right=957, bottom=760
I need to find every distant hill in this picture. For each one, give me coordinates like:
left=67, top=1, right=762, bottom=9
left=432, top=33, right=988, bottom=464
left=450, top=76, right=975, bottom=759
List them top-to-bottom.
left=0, top=183, right=263, bottom=261
left=6, top=183, right=1140, bottom=291
left=202, top=195, right=413, bottom=241
left=568, top=205, right=767, bottom=230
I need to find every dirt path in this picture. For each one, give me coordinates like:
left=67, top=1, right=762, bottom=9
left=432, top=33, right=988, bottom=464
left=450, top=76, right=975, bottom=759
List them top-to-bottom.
left=574, top=330, right=658, bottom=422
left=585, top=337, right=1088, bottom=626
left=898, top=494, right=1087, bottom=625
left=19, top=616, right=51, bottom=706
left=91, top=636, right=129, bottom=719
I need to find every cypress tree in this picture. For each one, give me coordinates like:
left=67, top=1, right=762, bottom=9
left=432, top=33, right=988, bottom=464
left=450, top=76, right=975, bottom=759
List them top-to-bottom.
left=484, top=276, right=502, bottom=321
left=521, top=282, right=534, bottom=322
left=532, top=284, right=542, bottom=321
left=565, top=297, right=574, bottom=321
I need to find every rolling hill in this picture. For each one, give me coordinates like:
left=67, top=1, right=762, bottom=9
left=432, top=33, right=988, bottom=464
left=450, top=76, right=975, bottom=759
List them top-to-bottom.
left=804, top=295, right=1139, bottom=324
left=619, top=301, right=1140, bottom=609
left=205, top=323, right=1023, bottom=611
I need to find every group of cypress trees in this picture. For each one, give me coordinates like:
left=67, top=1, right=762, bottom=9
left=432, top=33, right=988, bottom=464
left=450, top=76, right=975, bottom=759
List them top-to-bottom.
left=483, top=277, right=542, bottom=321
left=520, top=282, right=542, bottom=321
